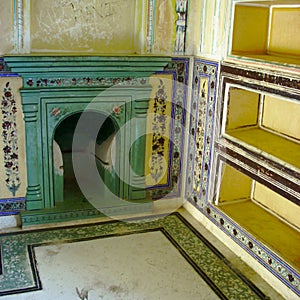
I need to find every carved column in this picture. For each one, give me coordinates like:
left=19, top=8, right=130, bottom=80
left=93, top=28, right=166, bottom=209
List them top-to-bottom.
left=129, top=88, right=152, bottom=200
left=21, top=93, right=43, bottom=210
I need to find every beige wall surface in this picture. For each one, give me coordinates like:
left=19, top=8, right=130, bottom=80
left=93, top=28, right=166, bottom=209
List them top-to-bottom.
left=0, top=0, right=14, bottom=55
left=0, top=0, right=181, bottom=55
left=30, top=0, right=138, bottom=53
left=152, top=0, right=176, bottom=54
left=185, top=0, right=203, bottom=55
left=232, top=4, right=269, bottom=54
left=269, top=7, right=300, bottom=57
left=226, top=88, right=259, bottom=131
left=262, top=95, right=300, bottom=141
left=218, top=164, right=252, bottom=203
left=253, top=181, right=300, bottom=229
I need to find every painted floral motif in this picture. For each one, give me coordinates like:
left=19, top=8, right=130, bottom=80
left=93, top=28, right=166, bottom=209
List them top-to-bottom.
left=148, top=59, right=188, bottom=199
left=186, top=61, right=218, bottom=204
left=26, top=76, right=149, bottom=88
left=150, top=79, right=168, bottom=182
left=1, top=82, right=21, bottom=196
left=112, top=105, right=121, bottom=115
left=50, top=106, right=70, bottom=121
left=51, top=107, right=61, bottom=117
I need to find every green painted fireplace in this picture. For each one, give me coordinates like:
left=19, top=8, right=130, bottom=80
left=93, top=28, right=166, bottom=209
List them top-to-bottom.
left=4, top=55, right=172, bottom=225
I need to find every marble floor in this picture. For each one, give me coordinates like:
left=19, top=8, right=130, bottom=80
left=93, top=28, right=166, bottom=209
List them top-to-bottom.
left=0, top=209, right=284, bottom=300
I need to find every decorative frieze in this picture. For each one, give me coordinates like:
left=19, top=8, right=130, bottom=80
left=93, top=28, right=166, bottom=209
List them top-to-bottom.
left=25, top=76, right=150, bottom=88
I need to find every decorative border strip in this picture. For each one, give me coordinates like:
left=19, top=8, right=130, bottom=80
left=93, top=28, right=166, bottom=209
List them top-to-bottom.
left=13, top=0, right=24, bottom=52
left=146, top=0, right=156, bottom=53
left=186, top=58, right=219, bottom=205
left=221, top=63, right=300, bottom=92
left=24, top=76, right=150, bottom=88
left=216, top=142, right=300, bottom=205
left=0, top=197, right=25, bottom=214
left=186, top=198, right=300, bottom=297
left=0, top=245, right=2, bottom=276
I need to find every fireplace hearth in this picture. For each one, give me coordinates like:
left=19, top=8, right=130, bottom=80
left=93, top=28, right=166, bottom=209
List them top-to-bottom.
left=4, top=56, right=173, bottom=225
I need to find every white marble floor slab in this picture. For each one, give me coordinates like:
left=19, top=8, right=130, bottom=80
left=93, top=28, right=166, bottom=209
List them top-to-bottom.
left=1, top=231, right=219, bottom=300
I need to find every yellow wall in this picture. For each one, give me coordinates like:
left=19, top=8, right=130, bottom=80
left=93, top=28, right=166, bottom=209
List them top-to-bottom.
left=0, top=0, right=14, bottom=55
left=0, top=0, right=180, bottom=55
left=30, top=0, right=138, bottom=53
left=152, top=0, right=176, bottom=54
left=185, top=0, right=203, bottom=54
left=229, top=2, right=300, bottom=63
left=232, top=4, right=269, bottom=54
left=269, top=7, right=300, bottom=57
left=226, top=88, right=259, bottom=131
left=262, top=95, right=300, bottom=141
left=218, top=164, right=252, bottom=204
left=218, top=164, right=300, bottom=230
left=253, top=181, right=300, bottom=229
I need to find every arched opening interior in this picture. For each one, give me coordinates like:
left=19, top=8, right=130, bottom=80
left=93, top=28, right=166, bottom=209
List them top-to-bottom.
left=53, top=111, right=118, bottom=206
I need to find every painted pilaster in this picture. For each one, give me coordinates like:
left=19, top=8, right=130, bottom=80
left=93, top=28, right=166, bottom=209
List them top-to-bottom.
left=174, top=0, right=188, bottom=54
left=129, top=89, right=152, bottom=200
left=21, top=96, right=42, bottom=210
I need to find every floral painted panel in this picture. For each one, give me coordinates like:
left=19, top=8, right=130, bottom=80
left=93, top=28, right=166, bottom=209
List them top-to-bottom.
left=147, top=58, right=189, bottom=200
left=186, top=59, right=218, bottom=206
left=146, top=75, right=173, bottom=186
left=0, top=77, right=27, bottom=212
left=1, top=82, right=21, bottom=196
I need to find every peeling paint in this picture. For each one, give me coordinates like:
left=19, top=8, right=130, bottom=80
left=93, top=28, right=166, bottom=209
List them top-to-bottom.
left=30, top=0, right=136, bottom=53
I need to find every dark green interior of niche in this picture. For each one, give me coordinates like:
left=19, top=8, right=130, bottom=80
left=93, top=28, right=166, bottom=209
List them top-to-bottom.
left=54, top=111, right=119, bottom=203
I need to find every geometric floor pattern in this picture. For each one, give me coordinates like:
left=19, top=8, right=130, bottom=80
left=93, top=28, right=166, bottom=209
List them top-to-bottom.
left=0, top=213, right=269, bottom=299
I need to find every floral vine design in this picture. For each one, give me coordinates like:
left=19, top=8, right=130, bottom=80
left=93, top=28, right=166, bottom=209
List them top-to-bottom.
left=150, top=79, right=168, bottom=182
left=1, top=82, right=21, bottom=196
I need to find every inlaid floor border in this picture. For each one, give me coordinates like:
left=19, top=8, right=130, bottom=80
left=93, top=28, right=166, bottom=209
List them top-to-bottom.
left=0, top=212, right=269, bottom=299
left=0, top=245, right=3, bottom=276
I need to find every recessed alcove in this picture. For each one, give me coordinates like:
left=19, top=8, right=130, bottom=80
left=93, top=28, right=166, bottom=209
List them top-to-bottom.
left=231, top=1, right=300, bottom=67
left=223, top=85, right=300, bottom=171
left=53, top=111, right=119, bottom=208
left=215, top=163, right=300, bottom=271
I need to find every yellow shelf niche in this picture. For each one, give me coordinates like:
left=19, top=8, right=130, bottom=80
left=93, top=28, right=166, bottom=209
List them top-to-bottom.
left=231, top=1, right=300, bottom=67
left=224, top=86, right=300, bottom=171
left=216, top=163, right=300, bottom=271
